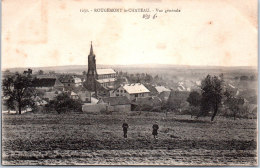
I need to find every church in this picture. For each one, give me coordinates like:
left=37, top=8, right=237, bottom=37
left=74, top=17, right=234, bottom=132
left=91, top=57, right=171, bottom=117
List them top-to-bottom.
left=85, top=42, right=117, bottom=96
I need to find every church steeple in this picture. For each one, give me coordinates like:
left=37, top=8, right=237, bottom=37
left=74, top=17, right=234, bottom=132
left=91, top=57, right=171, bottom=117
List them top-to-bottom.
left=85, top=41, right=97, bottom=97
left=89, top=41, right=94, bottom=56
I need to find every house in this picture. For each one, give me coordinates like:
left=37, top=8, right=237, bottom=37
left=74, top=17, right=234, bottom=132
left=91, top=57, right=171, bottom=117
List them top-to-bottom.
left=59, top=75, right=82, bottom=88
left=73, top=77, right=83, bottom=87
left=32, top=78, right=64, bottom=91
left=96, top=78, right=116, bottom=89
left=96, top=83, right=111, bottom=97
left=111, top=83, right=150, bottom=101
left=143, top=84, right=158, bottom=96
left=177, top=85, right=186, bottom=91
left=154, top=86, right=171, bottom=102
left=155, top=86, right=171, bottom=94
left=77, top=88, right=92, bottom=103
left=43, top=90, right=62, bottom=101
left=70, top=91, right=79, bottom=100
left=158, top=91, right=171, bottom=103
left=34, top=96, right=48, bottom=106
left=98, top=96, right=131, bottom=112
left=86, top=97, right=99, bottom=104
left=82, top=103, right=107, bottom=113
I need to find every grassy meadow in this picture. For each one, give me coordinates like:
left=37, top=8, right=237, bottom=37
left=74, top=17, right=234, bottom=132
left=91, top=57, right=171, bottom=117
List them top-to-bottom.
left=2, top=111, right=257, bottom=165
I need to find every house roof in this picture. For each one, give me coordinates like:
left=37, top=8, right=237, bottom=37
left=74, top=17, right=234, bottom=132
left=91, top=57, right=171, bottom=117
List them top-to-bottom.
left=96, top=69, right=116, bottom=75
left=36, top=75, right=56, bottom=79
left=59, top=75, right=81, bottom=83
left=59, top=75, right=72, bottom=82
left=73, top=77, right=82, bottom=84
left=32, top=78, right=56, bottom=87
left=32, top=78, right=64, bottom=88
left=54, top=78, right=64, bottom=87
left=96, top=78, right=116, bottom=84
left=123, top=83, right=150, bottom=94
left=143, top=84, right=158, bottom=95
left=177, top=85, right=186, bottom=91
left=78, top=86, right=88, bottom=92
left=155, top=86, right=171, bottom=93
left=77, top=90, right=91, bottom=101
left=43, top=91, right=59, bottom=100
left=71, top=91, right=78, bottom=96
left=159, top=91, right=171, bottom=98
left=100, top=96, right=131, bottom=106
left=91, top=97, right=99, bottom=104
left=247, top=104, right=257, bottom=113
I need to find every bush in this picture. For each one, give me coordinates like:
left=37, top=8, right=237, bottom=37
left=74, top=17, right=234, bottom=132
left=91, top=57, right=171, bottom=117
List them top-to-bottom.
left=47, top=93, right=82, bottom=114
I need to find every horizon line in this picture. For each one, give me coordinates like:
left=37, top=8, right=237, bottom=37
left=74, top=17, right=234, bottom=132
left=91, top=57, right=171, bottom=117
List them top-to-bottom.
left=2, top=63, right=258, bottom=71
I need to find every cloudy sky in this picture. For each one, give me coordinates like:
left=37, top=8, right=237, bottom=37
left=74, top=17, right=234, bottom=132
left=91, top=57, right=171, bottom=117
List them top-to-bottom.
left=2, top=0, right=257, bottom=69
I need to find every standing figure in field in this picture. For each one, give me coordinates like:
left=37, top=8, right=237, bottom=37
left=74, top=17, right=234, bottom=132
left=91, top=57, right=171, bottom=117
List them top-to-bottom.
left=122, top=120, right=129, bottom=138
left=152, top=122, right=159, bottom=139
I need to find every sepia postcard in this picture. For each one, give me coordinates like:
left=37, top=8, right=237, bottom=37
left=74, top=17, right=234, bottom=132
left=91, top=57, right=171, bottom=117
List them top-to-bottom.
left=1, top=0, right=258, bottom=166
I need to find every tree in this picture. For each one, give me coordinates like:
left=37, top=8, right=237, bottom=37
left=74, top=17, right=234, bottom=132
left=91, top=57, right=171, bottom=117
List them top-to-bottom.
left=23, top=68, right=32, bottom=77
left=4, top=69, right=10, bottom=73
left=37, top=70, right=44, bottom=75
left=49, top=71, right=55, bottom=75
left=82, top=71, right=87, bottom=76
left=2, top=73, right=36, bottom=114
left=136, top=73, right=140, bottom=78
left=144, top=74, right=153, bottom=83
left=199, top=74, right=224, bottom=121
left=154, top=75, right=159, bottom=81
left=240, top=75, right=249, bottom=81
left=250, top=75, right=256, bottom=81
left=136, top=77, right=141, bottom=83
left=224, top=88, right=244, bottom=120
left=166, top=91, right=190, bottom=112
left=187, top=91, right=201, bottom=118
left=187, top=91, right=201, bottom=107
left=49, top=93, right=82, bottom=114
left=225, top=97, right=244, bottom=120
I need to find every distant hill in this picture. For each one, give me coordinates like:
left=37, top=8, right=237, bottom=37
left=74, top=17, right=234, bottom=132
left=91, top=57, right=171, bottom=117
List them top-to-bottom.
left=3, top=64, right=257, bottom=75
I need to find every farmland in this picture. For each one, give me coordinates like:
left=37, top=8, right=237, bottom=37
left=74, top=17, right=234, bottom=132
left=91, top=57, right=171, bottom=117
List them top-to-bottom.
left=2, top=112, right=257, bottom=166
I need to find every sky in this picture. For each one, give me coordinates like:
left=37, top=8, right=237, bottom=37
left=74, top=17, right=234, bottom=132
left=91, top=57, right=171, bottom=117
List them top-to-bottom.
left=2, top=0, right=258, bottom=69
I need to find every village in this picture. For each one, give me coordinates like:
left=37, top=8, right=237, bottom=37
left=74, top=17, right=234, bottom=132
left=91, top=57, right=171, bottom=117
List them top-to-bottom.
left=2, top=42, right=257, bottom=119
left=1, top=43, right=257, bottom=165
left=2, top=43, right=186, bottom=114
left=1, top=45, right=258, bottom=165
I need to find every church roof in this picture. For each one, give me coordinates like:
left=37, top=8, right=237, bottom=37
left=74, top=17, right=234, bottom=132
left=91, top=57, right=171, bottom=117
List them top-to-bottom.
left=96, top=69, right=116, bottom=75
left=96, top=78, right=116, bottom=84
left=123, top=83, right=150, bottom=94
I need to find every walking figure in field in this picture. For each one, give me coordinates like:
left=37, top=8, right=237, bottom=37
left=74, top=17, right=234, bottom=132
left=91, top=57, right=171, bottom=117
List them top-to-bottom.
left=122, top=120, right=129, bottom=138
left=152, top=121, right=159, bottom=139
